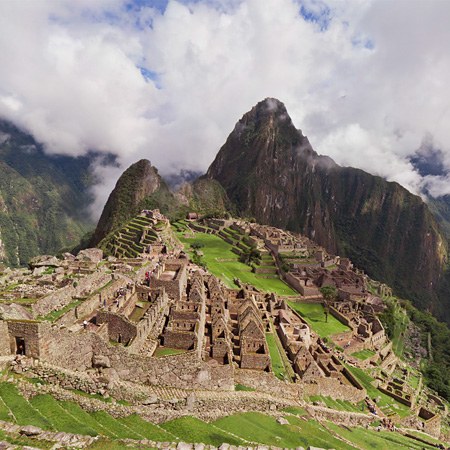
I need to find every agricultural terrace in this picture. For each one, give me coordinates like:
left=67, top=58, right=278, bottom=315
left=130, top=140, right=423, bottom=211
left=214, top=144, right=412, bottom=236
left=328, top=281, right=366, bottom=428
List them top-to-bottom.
left=175, top=228, right=297, bottom=296
left=287, top=301, right=350, bottom=338
left=0, top=380, right=443, bottom=449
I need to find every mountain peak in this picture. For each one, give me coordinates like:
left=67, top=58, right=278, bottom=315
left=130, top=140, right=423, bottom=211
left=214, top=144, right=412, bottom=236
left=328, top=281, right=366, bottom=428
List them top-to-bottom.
left=240, top=98, right=292, bottom=129
left=89, top=159, right=166, bottom=246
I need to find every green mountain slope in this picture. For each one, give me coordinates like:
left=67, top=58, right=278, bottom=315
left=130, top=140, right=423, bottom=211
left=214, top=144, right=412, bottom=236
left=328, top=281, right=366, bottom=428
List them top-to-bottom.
left=0, top=120, right=95, bottom=266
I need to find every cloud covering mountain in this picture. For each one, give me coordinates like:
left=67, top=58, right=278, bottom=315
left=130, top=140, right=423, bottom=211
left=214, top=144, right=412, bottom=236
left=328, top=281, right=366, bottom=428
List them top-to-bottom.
left=1, top=0, right=450, bottom=213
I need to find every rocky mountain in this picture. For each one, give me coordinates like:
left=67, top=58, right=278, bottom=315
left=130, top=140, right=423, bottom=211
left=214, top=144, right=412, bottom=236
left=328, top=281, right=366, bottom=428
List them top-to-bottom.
left=206, top=98, right=449, bottom=319
left=0, top=120, right=95, bottom=267
left=89, top=159, right=176, bottom=246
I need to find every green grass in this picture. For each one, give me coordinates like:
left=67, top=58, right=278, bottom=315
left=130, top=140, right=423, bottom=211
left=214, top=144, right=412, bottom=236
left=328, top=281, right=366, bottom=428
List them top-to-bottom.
left=176, top=231, right=297, bottom=295
left=41, top=299, right=83, bottom=322
left=287, top=302, right=350, bottom=338
left=391, top=303, right=409, bottom=356
left=265, top=333, right=287, bottom=380
left=153, top=347, right=187, bottom=357
left=351, top=349, right=376, bottom=360
left=0, top=383, right=52, bottom=430
left=235, top=384, right=255, bottom=391
left=0, top=394, right=13, bottom=421
left=30, top=394, right=98, bottom=436
left=309, top=395, right=365, bottom=412
left=59, top=401, right=116, bottom=437
left=282, top=406, right=307, bottom=416
left=90, top=410, right=144, bottom=439
left=215, top=412, right=353, bottom=449
left=119, top=414, right=175, bottom=441
left=161, top=416, right=245, bottom=446
left=326, top=422, right=437, bottom=449
left=405, top=430, right=446, bottom=446
left=86, top=439, right=154, bottom=450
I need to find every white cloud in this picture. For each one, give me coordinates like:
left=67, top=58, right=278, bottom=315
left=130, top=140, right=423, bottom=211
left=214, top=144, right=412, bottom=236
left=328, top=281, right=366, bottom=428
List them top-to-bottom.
left=1, top=0, right=450, bottom=214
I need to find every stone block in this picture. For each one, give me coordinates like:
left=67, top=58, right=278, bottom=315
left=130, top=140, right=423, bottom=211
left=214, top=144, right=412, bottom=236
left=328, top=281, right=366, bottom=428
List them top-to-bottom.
left=77, top=248, right=103, bottom=263
left=92, top=355, right=111, bottom=368
left=276, top=417, right=289, bottom=425
left=20, top=425, right=42, bottom=436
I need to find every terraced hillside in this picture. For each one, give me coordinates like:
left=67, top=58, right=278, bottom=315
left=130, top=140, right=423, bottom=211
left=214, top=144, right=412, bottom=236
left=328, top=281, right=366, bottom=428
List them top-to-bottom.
left=99, top=214, right=177, bottom=258
left=174, top=220, right=297, bottom=295
left=0, top=380, right=443, bottom=449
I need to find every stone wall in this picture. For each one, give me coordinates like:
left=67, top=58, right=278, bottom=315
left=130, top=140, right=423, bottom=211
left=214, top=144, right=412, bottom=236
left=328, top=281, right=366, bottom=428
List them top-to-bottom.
left=151, top=261, right=187, bottom=302
left=32, top=272, right=112, bottom=318
left=329, top=306, right=353, bottom=329
left=96, top=311, right=137, bottom=345
left=0, top=321, right=10, bottom=355
left=7, top=321, right=41, bottom=358
left=39, top=323, right=99, bottom=369
left=37, top=324, right=234, bottom=391
left=164, top=331, right=195, bottom=350
left=235, top=369, right=302, bottom=398
left=304, top=377, right=366, bottom=402
left=306, top=405, right=373, bottom=427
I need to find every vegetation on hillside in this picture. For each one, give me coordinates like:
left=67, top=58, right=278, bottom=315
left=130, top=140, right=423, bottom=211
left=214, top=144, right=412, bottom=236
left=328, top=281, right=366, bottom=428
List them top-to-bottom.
left=0, top=121, right=95, bottom=266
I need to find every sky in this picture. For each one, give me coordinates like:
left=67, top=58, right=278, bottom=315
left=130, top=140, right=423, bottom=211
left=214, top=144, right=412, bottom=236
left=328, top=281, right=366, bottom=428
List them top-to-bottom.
left=1, top=0, right=450, bottom=215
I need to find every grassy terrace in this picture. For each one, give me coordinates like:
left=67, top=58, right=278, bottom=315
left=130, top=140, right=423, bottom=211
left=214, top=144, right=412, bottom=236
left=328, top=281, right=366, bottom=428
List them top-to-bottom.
left=176, top=229, right=297, bottom=295
left=40, top=299, right=83, bottom=322
left=391, top=300, right=409, bottom=356
left=287, top=301, right=350, bottom=338
left=265, top=332, right=287, bottom=380
left=153, top=347, right=187, bottom=357
left=351, top=349, right=376, bottom=360
left=344, top=365, right=411, bottom=417
left=0, top=381, right=445, bottom=449
left=309, top=395, right=366, bottom=413
left=215, top=413, right=352, bottom=449
left=326, top=422, right=437, bottom=450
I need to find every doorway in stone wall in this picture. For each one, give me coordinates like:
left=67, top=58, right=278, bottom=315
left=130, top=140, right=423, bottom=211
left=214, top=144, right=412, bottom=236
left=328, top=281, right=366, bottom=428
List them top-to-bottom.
left=15, top=337, right=26, bottom=355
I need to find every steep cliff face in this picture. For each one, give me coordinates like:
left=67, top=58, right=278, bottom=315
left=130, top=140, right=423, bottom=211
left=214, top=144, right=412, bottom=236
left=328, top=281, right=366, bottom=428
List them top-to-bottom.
left=207, top=98, right=448, bottom=313
left=0, top=120, right=94, bottom=266
left=90, top=159, right=173, bottom=246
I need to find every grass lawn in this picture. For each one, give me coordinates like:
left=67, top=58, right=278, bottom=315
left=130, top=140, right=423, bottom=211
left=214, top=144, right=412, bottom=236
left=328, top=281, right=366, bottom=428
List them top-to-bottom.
left=176, top=231, right=297, bottom=295
left=287, top=302, right=350, bottom=338
left=265, top=333, right=287, bottom=380
left=153, top=347, right=186, bottom=357
left=351, top=349, right=376, bottom=360
left=0, top=383, right=52, bottom=430
left=30, top=394, right=98, bottom=436
left=215, top=412, right=353, bottom=449
left=161, top=416, right=245, bottom=446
